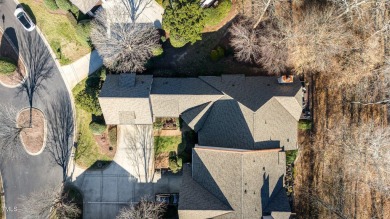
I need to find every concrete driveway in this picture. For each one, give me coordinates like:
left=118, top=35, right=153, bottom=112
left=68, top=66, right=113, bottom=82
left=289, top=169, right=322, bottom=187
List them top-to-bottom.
left=70, top=125, right=182, bottom=219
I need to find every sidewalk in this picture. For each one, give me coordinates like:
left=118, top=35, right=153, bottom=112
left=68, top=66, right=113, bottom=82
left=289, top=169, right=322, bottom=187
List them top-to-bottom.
left=60, top=50, right=103, bottom=90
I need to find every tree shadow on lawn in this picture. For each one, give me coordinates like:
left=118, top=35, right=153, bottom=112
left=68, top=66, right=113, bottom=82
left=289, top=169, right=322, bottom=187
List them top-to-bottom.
left=147, top=16, right=269, bottom=77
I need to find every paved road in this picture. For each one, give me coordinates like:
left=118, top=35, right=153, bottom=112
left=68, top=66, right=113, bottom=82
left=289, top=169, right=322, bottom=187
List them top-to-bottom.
left=0, top=0, right=73, bottom=218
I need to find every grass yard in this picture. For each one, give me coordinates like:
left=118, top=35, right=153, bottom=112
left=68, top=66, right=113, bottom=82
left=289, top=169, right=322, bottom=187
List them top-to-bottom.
left=19, top=0, right=91, bottom=65
left=73, top=70, right=113, bottom=169
left=154, top=136, right=182, bottom=155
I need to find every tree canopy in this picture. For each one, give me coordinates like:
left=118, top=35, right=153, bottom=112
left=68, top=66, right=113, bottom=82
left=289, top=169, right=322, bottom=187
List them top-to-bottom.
left=163, top=0, right=205, bottom=48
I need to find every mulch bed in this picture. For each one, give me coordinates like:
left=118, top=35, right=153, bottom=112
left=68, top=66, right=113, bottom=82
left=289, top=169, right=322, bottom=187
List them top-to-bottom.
left=0, top=31, right=26, bottom=86
left=17, top=108, right=45, bottom=154
left=94, top=131, right=116, bottom=158
left=155, top=152, right=170, bottom=169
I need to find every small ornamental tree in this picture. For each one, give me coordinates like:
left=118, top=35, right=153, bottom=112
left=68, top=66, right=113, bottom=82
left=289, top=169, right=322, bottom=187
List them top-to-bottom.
left=163, top=0, right=205, bottom=48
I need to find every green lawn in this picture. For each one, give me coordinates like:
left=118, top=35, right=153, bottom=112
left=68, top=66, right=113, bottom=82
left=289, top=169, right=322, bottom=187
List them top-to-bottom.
left=19, top=0, right=91, bottom=65
left=204, top=0, right=232, bottom=27
left=72, top=72, right=112, bottom=169
left=154, top=136, right=182, bottom=155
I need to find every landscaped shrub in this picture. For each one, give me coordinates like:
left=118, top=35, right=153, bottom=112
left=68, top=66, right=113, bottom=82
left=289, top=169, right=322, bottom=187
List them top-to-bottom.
left=44, top=0, right=59, bottom=10
left=55, top=0, right=72, bottom=11
left=163, top=0, right=205, bottom=48
left=204, top=0, right=232, bottom=26
left=210, top=46, right=225, bottom=61
left=152, top=47, right=163, bottom=56
left=0, top=57, right=17, bottom=75
left=75, top=89, right=102, bottom=116
left=298, top=120, right=312, bottom=130
left=89, top=121, right=106, bottom=135
left=108, top=126, right=117, bottom=147
left=169, top=156, right=183, bottom=173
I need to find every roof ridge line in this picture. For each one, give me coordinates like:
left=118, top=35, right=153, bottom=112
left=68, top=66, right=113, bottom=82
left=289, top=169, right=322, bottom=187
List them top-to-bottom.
left=273, top=96, right=300, bottom=122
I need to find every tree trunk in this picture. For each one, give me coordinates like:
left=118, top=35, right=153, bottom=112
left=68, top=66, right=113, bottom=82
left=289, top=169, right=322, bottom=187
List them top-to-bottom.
left=253, top=0, right=272, bottom=29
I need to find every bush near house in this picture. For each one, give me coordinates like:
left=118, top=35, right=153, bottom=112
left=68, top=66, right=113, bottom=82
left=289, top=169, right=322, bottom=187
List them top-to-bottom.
left=44, top=0, right=59, bottom=10
left=204, top=0, right=232, bottom=27
left=210, top=46, right=225, bottom=61
left=0, top=57, right=17, bottom=75
left=73, top=68, right=113, bottom=168
left=75, top=89, right=102, bottom=116
left=298, top=120, right=312, bottom=130
left=89, top=122, right=107, bottom=135
left=108, top=126, right=117, bottom=147
left=169, top=152, right=183, bottom=173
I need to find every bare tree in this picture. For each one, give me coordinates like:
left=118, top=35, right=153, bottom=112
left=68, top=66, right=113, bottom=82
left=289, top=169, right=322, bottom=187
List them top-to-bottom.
left=91, top=2, right=160, bottom=73
left=287, top=6, right=354, bottom=75
left=229, top=17, right=261, bottom=65
left=17, top=31, right=53, bottom=127
left=46, top=92, right=74, bottom=182
left=0, top=105, right=25, bottom=160
left=125, top=125, right=154, bottom=182
left=19, top=186, right=81, bottom=219
left=116, top=197, right=165, bottom=219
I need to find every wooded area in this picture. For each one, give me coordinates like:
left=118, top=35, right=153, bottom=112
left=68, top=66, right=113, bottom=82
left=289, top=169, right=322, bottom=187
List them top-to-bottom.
left=231, top=0, right=390, bottom=218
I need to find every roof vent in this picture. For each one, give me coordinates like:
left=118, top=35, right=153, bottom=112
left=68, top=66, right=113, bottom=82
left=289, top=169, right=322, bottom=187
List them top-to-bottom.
left=119, top=73, right=136, bottom=88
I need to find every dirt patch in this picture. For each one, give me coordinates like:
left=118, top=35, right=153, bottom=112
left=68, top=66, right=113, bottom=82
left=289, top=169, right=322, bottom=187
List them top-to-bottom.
left=0, top=32, right=26, bottom=86
left=17, top=108, right=46, bottom=154
left=154, top=129, right=182, bottom=136
left=94, top=131, right=116, bottom=158
left=155, top=152, right=170, bottom=169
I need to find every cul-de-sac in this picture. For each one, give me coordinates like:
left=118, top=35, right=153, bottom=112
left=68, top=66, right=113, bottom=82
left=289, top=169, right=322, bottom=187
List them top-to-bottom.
left=0, top=0, right=389, bottom=218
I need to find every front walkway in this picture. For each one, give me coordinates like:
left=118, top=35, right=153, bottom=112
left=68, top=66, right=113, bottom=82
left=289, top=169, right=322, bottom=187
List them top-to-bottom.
left=60, top=50, right=103, bottom=90
left=68, top=125, right=182, bottom=219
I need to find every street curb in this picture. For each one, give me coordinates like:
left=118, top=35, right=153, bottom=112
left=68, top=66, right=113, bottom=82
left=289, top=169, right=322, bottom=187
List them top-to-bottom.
left=17, top=107, right=47, bottom=156
left=0, top=171, right=5, bottom=219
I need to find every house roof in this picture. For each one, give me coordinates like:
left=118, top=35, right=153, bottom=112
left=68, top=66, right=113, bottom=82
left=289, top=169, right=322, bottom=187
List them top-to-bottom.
left=70, top=0, right=100, bottom=13
left=99, top=74, right=153, bottom=125
left=197, top=75, right=302, bottom=150
left=150, top=78, right=223, bottom=118
left=179, top=146, right=290, bottom=219
left=178, top=164, right=233, bottom=219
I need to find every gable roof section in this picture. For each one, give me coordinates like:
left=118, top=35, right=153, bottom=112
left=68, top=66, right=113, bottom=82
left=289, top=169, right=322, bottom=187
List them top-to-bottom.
left=70, top=0, right=99, bottom=13
left=99, top=74, right=153, bottom=125
left=197, top=75, right=302, bottom=150
left=200, top=75, right=302, bottom=112
left=150, top=78, right=223, bottom=118
left=180, top=102, right=214, bottom=132
left=183, top=146, right=289, bottom=219
left=179, top=165, right=233, bottom=219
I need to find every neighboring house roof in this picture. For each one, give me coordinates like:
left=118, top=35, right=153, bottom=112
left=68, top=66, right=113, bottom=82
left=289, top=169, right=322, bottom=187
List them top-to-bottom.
left=70, top=0, right=100, bottom=14
left=102, top=0, right=164, bottom=28
left=99, top=74, right=153, bottom=125
left=150, top=78, right=223, bottom=118
left=178, top=146, right=290, bottom=219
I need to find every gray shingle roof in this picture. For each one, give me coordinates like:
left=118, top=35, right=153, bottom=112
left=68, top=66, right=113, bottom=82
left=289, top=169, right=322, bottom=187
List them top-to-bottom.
left=70, top=0, right=100, bottom=13
left=99, top=74, right=153, bottom=125
left=197, top=75, right=302, bottom=150
left=150, top=78, right=223, bottom=118
left=180, top=146, right=290, bottom=219
left=178, top=165, right=233, bottom=219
